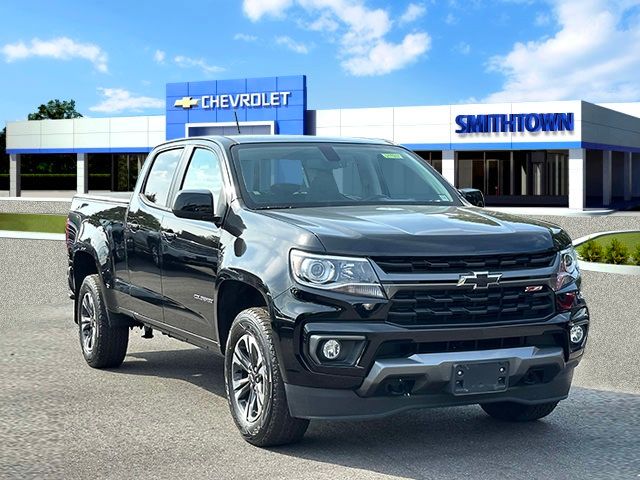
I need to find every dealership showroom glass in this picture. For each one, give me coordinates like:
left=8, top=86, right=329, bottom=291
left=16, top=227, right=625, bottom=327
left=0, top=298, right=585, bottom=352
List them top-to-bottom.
left=5, top=74, right=640, bottom=210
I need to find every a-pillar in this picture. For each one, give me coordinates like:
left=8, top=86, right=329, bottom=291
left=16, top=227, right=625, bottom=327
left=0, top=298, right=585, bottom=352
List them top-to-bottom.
left=568, top=148, right=586, bottom=210
left=442, top=150, right=456, bottom=186
left=602, top=150, right=612, bottom=206
left=623, top=151, right=633, bottom=201
left=9, top=153, right=21, bottom=197
left=77, top=153, right=88, bottom=194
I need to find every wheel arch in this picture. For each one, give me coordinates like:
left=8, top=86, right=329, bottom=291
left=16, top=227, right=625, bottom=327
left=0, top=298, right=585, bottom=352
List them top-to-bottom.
left=72, top=246, right=130, bottom=327
left=215, top=271, right=272, bottom=354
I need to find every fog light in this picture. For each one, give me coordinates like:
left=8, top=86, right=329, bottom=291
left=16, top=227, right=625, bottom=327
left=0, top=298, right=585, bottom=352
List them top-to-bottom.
left=570, top=325, right=584, bottom=344
left=322, top=339, right=341, bottom=360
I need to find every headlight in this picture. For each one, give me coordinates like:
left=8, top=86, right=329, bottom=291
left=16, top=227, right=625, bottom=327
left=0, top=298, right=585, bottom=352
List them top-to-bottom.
left=555, top=246, right=580, bottom=290
left=290, top=250, right=385, bottom=298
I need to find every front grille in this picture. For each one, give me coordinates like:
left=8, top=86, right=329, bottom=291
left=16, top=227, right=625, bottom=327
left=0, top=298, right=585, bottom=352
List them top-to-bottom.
left=373, top=250, right=556, bottom=274
left=387, top=285, right=555, bottom=327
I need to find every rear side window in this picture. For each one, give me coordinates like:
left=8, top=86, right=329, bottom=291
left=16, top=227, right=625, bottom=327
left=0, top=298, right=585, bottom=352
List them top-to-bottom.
left=143, top=148, right=183, bottom=206
left=181, top=148, right=224, bottom=200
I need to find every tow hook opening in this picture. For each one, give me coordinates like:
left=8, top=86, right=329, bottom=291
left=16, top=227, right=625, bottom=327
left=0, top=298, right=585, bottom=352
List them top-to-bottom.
left=517, top=365, right=561, bottom=386
left=381, top=377, right=417, bottom=397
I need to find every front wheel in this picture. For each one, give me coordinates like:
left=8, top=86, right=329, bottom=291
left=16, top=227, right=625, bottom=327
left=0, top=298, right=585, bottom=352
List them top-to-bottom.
left=224, top=307, right=309, bottom=447
left=480, top=401, right=559, bottom=422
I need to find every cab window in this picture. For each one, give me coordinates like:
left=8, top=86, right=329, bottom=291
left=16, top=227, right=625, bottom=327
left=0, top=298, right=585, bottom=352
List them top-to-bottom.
left=143, top=148, right=183, bottom=206
left=181, top=148, right=224, bottom=204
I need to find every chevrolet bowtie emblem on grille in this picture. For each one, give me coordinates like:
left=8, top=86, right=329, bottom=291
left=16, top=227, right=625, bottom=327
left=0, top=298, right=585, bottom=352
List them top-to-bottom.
left=174, top=96, right=199, bottom=109
left=457, top=271, right=502, bottom=290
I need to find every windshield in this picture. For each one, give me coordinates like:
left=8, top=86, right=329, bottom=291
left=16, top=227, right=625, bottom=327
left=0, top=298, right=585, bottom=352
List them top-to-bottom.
left=231, top=143, right=460, bottom=209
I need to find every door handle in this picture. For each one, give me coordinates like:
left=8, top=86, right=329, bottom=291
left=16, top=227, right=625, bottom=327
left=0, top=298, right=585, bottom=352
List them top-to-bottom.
left=128, top=221, right=140, bottom=232
left=162, top=229, right=177, bottom=241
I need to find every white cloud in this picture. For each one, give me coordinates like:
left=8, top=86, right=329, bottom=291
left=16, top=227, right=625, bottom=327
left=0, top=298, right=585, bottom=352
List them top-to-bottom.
left=241, top=0, right=431, bottom=76
left=243, top=0, right=293, bottom=21
left=484, top=0, right=640, bottom=103
left=400, top=3, right=426, bottom=24
left=308, top=12, right=339, bottom=31
left=444, top=12, right=457, bottom=25
left=342, top=32, right=430, bottom=76
left=234, top=33, right=258, bottom=41
left=275, top=35, right=310, bottom=53
left=1, top=36, right=108, bottom=72
left=455, top=41, right=471, bottom=55
left=153, top=49, right=165, bottom=63
left=173, top=55, right=224, bottom=74
left=89, top=88, right=164, bottom=113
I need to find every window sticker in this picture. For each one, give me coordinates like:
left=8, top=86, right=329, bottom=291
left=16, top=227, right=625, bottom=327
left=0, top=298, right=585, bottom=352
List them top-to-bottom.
left=381, top=153, right=403, bottom=159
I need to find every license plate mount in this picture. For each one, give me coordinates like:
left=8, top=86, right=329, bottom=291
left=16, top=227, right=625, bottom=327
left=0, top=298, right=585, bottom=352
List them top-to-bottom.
left=452, top=361, right=509, bottom=395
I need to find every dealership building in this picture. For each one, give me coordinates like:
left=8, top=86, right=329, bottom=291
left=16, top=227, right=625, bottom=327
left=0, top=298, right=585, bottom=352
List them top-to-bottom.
left=5, top=74, right=640, bottom=210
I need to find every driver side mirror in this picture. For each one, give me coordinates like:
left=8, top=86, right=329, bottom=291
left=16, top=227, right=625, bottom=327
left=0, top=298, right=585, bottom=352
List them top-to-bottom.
left=458, top=188, right=485, bottom=207
left=172, top=190, right=218, bottom=222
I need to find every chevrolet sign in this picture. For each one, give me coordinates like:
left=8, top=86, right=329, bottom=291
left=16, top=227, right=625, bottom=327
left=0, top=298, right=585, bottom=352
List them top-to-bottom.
left=202, top=91, right=291, bottom=109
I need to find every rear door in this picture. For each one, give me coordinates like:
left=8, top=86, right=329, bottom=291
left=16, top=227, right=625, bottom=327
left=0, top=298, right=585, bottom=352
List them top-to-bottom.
left=126, top=146, right=184, bottom=322
left=160, top=146, right=225, bottom=340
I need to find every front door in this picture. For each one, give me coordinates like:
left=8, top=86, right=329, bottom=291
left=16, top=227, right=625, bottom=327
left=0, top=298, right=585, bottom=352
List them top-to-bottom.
left=126, top=147, right=184, bottom=322
left=160, top=147, right=224, bottom=340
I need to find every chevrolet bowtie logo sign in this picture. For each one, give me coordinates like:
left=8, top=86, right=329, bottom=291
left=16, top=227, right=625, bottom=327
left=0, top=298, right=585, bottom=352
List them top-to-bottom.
left=174, top=96, right=198, bottom=109
left=457, top=271, right=502, bottom=290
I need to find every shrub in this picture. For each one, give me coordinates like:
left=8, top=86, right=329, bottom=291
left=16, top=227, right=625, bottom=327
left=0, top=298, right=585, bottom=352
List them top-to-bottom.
left=604, top=238, right=629, bottom=265
left=577, top=240, right=604, bottom=263
left=632, top=244, right=640, bottom=266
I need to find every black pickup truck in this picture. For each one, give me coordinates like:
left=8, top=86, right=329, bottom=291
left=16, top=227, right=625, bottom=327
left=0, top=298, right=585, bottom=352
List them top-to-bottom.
left=66, top=136, right=589, bottom=446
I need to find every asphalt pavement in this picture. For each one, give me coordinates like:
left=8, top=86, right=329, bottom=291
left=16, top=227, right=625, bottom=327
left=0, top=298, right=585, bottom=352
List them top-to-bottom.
left=1, top=303, right=639, bottom=480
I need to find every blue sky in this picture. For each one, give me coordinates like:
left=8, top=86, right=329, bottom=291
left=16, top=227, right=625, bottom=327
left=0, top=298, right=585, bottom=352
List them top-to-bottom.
left=1, top=0, right=639, bottom=122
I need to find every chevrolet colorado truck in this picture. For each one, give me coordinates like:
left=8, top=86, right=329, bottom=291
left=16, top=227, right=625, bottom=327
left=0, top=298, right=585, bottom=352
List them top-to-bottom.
left=66, top=136, right=589, bottom=446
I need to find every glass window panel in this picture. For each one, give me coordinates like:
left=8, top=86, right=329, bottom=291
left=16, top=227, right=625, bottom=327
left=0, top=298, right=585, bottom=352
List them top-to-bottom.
left=233, top=144, right=456, bottom=208
left=143, top=148, right=182, bottom=206
left=182, top=148, right=224, bottom=203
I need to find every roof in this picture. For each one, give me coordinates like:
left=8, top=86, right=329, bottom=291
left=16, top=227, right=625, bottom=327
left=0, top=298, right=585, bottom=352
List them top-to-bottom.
left=194, top=135, right=394, bottom=146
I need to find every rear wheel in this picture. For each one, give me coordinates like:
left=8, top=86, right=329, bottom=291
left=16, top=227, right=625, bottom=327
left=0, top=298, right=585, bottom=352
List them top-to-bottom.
left=77, top=274, right=129, bottom=369
left=224, top=307, right=309, bottom=447
left=480, top=401, right=559, bottom=422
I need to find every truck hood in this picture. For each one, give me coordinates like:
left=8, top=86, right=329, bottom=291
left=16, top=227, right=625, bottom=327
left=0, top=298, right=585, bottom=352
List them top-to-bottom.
left=260, top=205, right=570, bottom=257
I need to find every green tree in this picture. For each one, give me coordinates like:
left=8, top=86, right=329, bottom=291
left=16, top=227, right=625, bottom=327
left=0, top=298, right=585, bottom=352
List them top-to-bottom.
left=27, top=99, right=83, bottom=120
left=604, top=238, right=629, bottom=265
left=578, top=240, right=604, bottom=263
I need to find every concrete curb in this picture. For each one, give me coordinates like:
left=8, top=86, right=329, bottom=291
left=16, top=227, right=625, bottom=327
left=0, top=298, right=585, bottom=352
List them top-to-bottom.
left=491, top=207, right=615, bottom=216
left=572, top=229, right=640, bottom=245
left=0, top=230, right=65, bottom=241
left=578, top=259, right=640, bottom=275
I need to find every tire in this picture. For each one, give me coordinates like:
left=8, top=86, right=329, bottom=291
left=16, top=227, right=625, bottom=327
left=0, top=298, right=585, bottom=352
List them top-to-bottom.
left=77, top=274, right=129, bottom=369
left=224, top=307, right=309, bottom=447
left=480, top=401, right=559, bottom=422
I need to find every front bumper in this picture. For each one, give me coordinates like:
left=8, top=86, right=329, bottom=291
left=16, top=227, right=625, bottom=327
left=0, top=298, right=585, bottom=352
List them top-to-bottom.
left=285, top=345, right=578, bottom=419
left=286, top=366, right=574, bottom=420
